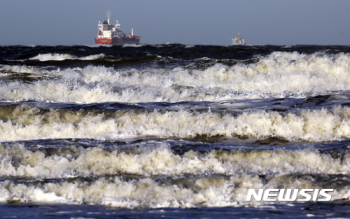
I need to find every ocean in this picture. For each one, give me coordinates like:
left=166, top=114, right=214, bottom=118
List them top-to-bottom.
left=0, top=44, right=349, bottom=218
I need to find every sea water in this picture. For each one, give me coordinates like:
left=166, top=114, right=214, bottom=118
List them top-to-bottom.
left=0, top=44, right=349, bottom=218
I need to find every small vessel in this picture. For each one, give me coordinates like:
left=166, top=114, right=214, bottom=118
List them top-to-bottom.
left=95, top=11, right=141, bottom=45
left=232, top=32, right=245, bottom=45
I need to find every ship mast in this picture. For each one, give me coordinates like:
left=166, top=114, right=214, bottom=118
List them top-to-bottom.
left=106, top=11, right=111, bottom=24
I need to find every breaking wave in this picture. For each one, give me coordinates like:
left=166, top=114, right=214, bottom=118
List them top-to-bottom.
left=1, top=45, right=350, bottom=212
left=1, top=52, right=350, bottom=103
left=29, top=53, right=105, bottom=61
left=0, top=105, right=350, bottom=142
left=0, top=143, right=349, bottom=207
left=0, top=143, right=349, bottom=178
left=0, top=175, right=349, bottom=207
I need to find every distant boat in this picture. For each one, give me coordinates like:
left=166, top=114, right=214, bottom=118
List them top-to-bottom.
left=95, top=11, right=141, bottom=45
left=232, top=33, right=245, bottom=45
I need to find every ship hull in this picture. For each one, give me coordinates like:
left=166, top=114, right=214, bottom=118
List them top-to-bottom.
left=95, top=36, right=141, bottom=45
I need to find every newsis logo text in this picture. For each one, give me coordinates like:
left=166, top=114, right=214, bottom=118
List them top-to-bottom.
left=246, top=189, right=334, bottom=202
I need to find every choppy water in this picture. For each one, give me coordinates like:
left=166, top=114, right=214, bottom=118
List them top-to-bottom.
left=0, top=44, right=350, bottom=218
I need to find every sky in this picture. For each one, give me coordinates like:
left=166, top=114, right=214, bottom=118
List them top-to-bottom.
left=1, top=0, right=350, bottom=46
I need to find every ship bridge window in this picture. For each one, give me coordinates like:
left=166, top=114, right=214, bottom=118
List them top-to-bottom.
left=103, top=20, right=108, bottom=24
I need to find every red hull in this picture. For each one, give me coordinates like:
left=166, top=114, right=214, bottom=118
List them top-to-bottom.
left=95, top=36, right=141, bottom=45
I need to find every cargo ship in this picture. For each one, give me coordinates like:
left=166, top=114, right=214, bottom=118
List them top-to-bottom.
left=95, top=11, right=141, bottom=45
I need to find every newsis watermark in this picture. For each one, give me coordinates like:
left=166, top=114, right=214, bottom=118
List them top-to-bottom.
left=246, top=189, right=334, bottom=202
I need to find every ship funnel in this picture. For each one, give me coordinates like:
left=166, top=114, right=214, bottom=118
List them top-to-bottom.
left=131, top=28, right=134, bottom=36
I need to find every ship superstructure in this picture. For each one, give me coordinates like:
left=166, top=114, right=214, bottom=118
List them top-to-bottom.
left=95, top=11, right=141, bottom=45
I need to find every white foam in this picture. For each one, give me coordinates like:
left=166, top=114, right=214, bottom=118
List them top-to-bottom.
left=2, top=52, right=350, bottom=103
left=29, top=53, right=105, bottom=61
left=30, top=53, right=76, bottom=61
left=78, top=54, right=105, bottom=60
left=0, top=65, right=38, bottom=74
left=0, top=105, right=350, bottom=142
left=0, top=141, right=349, bottom=207
left=0, top=143, right=349, bottom=178
left=0, top=174, right=348, bottom=207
